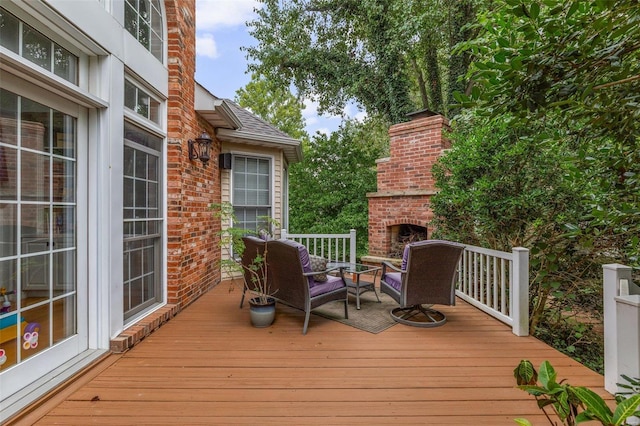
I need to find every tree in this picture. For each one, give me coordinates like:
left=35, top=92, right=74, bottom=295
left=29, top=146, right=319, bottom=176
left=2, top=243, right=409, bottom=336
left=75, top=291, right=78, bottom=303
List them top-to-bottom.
left=246, top=0, right=484, bottom=122
left=456, top=0, right=640, bottom=266
left=235, top=73, right=308, bottom=140
left=289, top=118, right=388, bottom=257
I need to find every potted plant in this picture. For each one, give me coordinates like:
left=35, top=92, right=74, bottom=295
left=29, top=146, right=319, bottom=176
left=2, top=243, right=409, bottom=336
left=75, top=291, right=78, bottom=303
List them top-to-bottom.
left=211, top=203, right=277, bottom=327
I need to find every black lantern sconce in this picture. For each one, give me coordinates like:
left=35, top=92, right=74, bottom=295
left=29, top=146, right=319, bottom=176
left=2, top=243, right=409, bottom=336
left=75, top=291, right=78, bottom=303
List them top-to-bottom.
left=188, top=131, right=213, bottom=166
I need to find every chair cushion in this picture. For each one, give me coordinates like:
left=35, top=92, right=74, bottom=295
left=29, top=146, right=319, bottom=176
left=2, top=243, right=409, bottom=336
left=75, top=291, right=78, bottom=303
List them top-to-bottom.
left=279, top=240, right=318, bottom=287
left=401, top=244, right=410, bottom=270
left=308, top=255, right=328, bottom=282
left=384, top=272, right=403, bottom=292
left=309, top=275, right=345, bottom=297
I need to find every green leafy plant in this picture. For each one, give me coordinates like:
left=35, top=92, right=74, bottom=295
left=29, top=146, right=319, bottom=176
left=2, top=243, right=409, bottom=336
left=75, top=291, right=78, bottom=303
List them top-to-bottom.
left=211, top=202, right=277, bottom=304
left=514, top=360, right=640, bottom=425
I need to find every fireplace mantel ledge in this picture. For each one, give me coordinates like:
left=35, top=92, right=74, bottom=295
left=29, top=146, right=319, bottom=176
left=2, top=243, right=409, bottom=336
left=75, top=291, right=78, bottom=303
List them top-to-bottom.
left=366, top=189, right=438, bottom=198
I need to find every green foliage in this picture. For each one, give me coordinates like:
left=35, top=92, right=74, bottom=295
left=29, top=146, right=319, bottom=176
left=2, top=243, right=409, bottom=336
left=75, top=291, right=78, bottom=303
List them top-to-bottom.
left=246, top=0, right=484, bottom=121
left=434, top=0, right=640, bottom=373
left=456, top=0, right=640, bottom=267
left=235, top=73, right=308, bottom=140
left=430, top=112, right=607, bottom=370
left=289, top=119, right=388, bottom=258
left=211, top=203, right=276, bottom=304
left=514, top=360, right=640, bottom=426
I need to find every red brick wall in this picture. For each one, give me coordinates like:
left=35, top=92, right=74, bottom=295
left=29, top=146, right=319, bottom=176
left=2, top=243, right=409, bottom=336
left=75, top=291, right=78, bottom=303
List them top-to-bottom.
left=165, top=0, right=221, bottom=308
left=368, top=115, right=449, bottom=257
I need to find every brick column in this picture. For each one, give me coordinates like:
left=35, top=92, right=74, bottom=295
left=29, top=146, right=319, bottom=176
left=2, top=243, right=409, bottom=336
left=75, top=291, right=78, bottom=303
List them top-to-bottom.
left=165, top=0, right=221, bottom=307
left=367, top=114, right=449, bottom=257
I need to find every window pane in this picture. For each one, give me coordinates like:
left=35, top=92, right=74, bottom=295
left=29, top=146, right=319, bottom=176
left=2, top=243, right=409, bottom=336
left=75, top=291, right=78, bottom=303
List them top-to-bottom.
left=124, top=1, right=138, bottom=37
left=0, top=8, right=19, bottom=53
left=22, top=26, right=51, bottom=71
left=53, top=45, right=77, bottom=83
left=124, top=80, right=137, bottom=112
left=0, top=89, right=19, bottom=145
left=21, top=98, right=50, bottom=152
left=53, top=111, right=75, bottom=158
left=0, top=147, right=18, bottom=200
left=21, top=151, right=49, bottom=202
left=52, top=158, right=75, bottom=203
left=0, top=205, right=17, bottom=257
left=21, top=205, right=49, bottom=254
left=53, top=206, right=75, bottom=249
left=53, top=250, right=76, bottom=296
left=21, top=253, right=49, bottom=306
left=52, top=295, right=76, bottom=344
left=20, top=304, right=49, bottom=359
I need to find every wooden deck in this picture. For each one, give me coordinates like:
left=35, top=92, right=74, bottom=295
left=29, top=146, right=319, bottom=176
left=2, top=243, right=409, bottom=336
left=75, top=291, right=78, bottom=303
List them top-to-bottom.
left=17, top=282, right=609, bottom=425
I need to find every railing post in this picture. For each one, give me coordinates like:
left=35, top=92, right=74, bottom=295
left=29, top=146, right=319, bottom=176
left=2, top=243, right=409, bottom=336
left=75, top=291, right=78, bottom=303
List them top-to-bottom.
left=281, top=229, right=288, bottom=240
left=349, top=229, right=356, bottom=265
left=511, top=247, right=529, bottom=336
left=603, top=263, right=633, bottom=394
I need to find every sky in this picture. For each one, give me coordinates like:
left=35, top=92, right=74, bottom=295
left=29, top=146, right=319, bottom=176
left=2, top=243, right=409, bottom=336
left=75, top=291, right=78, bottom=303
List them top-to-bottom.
left=194, top=0, right=364, bottom=137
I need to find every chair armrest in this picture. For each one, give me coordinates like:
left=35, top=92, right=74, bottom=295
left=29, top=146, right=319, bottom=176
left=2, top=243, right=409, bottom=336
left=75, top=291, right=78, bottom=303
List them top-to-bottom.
left=381, top=261, right=403, bottom=276
left=303, top=266, right=342, bottom=278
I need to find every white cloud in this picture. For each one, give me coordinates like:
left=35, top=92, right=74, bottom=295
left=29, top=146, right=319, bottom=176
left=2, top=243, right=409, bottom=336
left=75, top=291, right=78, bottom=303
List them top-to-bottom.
left=196, top=0, right=262, bottom=31
left=196, top=33, right=218, bottom=59
left=354, top=110, right=368, bottom=122
left=315, top=127, right=331, bottom=137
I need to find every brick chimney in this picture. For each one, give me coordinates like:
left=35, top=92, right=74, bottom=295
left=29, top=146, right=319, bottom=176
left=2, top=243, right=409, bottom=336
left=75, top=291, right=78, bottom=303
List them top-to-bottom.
left=366, top=111, right=450, bottom=259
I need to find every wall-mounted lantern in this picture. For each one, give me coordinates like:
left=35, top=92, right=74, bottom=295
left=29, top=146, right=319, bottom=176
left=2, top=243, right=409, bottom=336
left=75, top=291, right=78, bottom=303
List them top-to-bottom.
left=188, top=131, right=213, bottom=166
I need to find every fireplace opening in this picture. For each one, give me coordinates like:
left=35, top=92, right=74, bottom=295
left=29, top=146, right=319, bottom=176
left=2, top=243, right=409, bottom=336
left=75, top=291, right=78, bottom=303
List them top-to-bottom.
left=388, top=224, right=428, bottom=258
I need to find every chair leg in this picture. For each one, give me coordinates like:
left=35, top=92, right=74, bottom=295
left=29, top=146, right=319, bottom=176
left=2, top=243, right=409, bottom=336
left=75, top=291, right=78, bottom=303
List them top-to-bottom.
left=239, top=288, right=246, bottom=308
left=344, top=298, right=349, bottom=319
left=390, top=304, right=447, bottom=328
left=302, top=310, right=310, bottom=335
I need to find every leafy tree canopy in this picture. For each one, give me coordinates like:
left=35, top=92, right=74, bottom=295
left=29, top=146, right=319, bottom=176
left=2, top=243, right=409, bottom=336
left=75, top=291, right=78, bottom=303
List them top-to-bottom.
left=246, top=0, right=482, bottom=123
left=456, top=0, right=640, bottom=266
left=235, top=73, right=308, bottom=141
left=289, top=118, right=389, bottom=256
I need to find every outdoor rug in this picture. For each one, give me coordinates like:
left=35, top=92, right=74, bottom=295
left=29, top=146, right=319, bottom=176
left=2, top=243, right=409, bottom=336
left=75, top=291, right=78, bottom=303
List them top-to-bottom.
left=312, top=290, right=398, bottom=334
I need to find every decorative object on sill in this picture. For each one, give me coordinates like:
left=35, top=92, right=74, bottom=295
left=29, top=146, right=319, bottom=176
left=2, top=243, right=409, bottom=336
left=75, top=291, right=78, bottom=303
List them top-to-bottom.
left=188, top=131, right=213, bottom=165
left=311, top=291, right=397, bottom=334
left=248, top=297, right=276, bottom=328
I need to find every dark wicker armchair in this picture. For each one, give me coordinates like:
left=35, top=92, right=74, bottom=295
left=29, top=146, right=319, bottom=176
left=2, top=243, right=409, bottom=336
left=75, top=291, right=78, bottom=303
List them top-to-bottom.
left=266, top=239, right=348, bottom=334
left=380, top=240, right=465, bottom=327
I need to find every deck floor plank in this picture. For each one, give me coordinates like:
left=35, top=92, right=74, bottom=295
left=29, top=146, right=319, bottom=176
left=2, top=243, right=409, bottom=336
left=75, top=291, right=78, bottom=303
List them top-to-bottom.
left=23, top=283, right=608, bottom=425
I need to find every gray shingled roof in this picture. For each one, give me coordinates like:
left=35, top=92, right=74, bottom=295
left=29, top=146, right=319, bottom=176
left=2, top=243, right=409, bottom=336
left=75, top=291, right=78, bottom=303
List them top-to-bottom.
left=194, top=82, right=302, bottom=163
left=224, top=99, right=295, bottom=140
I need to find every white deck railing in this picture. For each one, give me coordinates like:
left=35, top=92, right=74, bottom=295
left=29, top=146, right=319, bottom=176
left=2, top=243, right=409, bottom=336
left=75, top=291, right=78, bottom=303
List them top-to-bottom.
left=281, top=229, right=357, bottom=265
left=456, top=245, right=530, bottom=336
left=603, top=264, right=640, bottom=395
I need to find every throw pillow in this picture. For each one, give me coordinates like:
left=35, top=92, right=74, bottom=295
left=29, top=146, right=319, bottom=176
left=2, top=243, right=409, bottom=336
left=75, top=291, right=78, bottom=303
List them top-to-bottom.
left=308, top=254, right=328, bottom=282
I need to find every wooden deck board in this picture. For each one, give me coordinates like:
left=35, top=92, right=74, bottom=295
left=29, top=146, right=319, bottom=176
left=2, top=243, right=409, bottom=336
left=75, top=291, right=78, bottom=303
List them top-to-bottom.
left=19, top=283, right=608, bottom=425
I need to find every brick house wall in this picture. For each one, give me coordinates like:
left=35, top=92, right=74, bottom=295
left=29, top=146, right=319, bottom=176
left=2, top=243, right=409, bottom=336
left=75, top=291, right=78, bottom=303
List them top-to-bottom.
left=165, top=0, right=221, bottom=308
left=367, top=114, right=449, bottom=257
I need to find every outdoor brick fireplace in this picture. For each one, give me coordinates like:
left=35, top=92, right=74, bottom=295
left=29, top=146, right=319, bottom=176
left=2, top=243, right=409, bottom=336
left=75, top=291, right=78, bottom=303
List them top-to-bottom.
left=366, top=111, right=450, bottom=260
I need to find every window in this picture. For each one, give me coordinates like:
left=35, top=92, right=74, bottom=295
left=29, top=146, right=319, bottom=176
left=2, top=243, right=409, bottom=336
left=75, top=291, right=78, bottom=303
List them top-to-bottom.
left=124, top=0, right=163, bottom=61
left=0, top=7, right=78, bottom=83
left=124, top=79, right=160, bottom=124
left=0, top=88, right=77, bottom=370
left=123, top=121, right=162, bottom=320
left=232, top=156, right=271, bottom=232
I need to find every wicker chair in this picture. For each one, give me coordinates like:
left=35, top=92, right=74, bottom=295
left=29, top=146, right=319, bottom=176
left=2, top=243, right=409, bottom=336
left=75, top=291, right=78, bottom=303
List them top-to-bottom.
left=239, top=236, right=267, bottom=308
left=266, top=239, right=348, bottom=334
left=380, top=240, right=464, bottom=327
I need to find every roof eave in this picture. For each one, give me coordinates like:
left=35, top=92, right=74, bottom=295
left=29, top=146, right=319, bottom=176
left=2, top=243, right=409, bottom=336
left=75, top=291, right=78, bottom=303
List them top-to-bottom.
left=216, top=128, right=303, bottom=164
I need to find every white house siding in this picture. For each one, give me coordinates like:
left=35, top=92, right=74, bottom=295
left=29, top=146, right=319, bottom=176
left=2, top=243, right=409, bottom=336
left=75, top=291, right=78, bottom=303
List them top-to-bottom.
left=0, top=0, right=168, bottom=420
